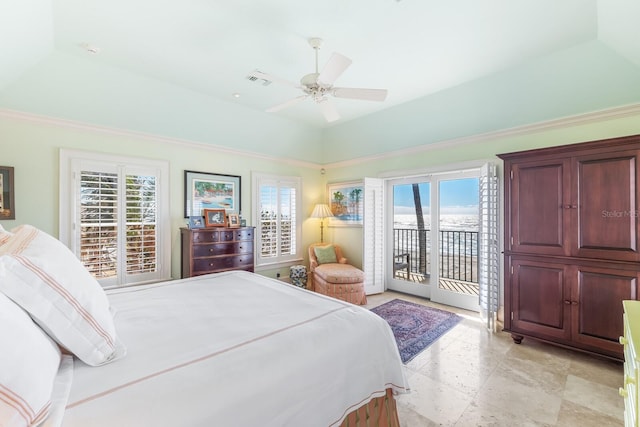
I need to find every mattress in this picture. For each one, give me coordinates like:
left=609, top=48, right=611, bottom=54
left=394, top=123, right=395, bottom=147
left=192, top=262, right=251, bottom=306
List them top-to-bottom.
left=59, top=271, right=409, bottom=427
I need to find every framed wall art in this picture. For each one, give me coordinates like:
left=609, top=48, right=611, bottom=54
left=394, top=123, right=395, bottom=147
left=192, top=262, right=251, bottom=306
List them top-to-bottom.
left=0, top=166, right=15, bottom=220
left=184, top=170, right=241, bottom=217
left=327, top=181, right=363, bottom=227
left=204, top=209, right=227, bottom=227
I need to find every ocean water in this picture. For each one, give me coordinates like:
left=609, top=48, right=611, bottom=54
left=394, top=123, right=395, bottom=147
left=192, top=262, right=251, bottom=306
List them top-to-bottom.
left=394, top=214, right=479, bottom=231
left=394, top=214, right=479, bottom=257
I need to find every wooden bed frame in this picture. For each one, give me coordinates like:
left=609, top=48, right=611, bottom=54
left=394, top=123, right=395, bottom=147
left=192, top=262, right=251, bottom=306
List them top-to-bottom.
left=339, top=389, right=400, bottom=427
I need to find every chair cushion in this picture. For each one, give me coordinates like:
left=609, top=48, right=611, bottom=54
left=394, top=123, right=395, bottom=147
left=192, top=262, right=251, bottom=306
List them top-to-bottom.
left=313, top=245, right=338, bottom=264
left=314, top=263, right=364, bottom=284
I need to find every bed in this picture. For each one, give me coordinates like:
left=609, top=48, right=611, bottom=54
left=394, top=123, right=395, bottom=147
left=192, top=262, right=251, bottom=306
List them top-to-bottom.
left=0, top=225, right=409, bottom=427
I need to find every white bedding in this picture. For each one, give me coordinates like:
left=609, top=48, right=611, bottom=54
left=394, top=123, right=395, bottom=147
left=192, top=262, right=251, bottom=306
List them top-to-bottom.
left=60, top=271, right=409, bottom=427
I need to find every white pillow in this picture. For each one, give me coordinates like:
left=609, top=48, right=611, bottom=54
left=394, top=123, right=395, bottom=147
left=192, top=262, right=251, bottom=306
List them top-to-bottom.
left=0, top=224, right=12, bottom=246
left=0, top=225, right=120, bottom=366
left=0, top=291, right=61, bottom=427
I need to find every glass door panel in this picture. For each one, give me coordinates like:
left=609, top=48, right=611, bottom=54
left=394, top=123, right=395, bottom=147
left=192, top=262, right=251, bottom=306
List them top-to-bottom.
left=431, top=175, right=480, bottom=311
left=387, top=179, right=432, bottom=298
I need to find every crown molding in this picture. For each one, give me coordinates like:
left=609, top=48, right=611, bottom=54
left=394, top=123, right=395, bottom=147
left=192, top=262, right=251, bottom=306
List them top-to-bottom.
left=323, top=103, right=640, bottom=170
left=3, top=104, right=640, bottom=170
left=0, top=108, right=322, bottom=170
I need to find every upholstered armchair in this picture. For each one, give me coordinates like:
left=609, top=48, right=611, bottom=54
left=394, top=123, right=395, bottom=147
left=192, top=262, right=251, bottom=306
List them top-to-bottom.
left=308, top=243, right=367, bottom=305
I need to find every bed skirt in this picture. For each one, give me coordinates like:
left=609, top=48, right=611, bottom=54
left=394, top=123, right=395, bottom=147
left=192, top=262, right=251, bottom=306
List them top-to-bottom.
left=339, top=389, right=400, bottom=427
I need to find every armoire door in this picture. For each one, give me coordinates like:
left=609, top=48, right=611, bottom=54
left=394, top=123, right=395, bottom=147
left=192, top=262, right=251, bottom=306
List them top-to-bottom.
left=573, top=150, right=640, bottom=262
left=509, top=158, right=571, bottom=256
left=509, top=257, right=571, bottom=342
left=572, top=263, right=639, bottom=357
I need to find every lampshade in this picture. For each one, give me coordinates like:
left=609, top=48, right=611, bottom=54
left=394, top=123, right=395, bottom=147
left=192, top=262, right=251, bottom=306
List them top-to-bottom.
left=310, top=203, right=334, bottom=219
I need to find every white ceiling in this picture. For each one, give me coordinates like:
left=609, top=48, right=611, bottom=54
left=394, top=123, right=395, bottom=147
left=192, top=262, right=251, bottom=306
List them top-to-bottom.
left=1, top=0, right=640, bottom=157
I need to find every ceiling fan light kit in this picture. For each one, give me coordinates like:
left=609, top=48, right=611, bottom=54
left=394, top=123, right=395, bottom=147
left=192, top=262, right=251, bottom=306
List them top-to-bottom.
left=257, top=37, right=388, bottom=123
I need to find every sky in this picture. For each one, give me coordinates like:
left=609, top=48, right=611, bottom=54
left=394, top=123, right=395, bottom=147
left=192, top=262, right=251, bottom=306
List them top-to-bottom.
left=393, top=178, right=479, bottom=213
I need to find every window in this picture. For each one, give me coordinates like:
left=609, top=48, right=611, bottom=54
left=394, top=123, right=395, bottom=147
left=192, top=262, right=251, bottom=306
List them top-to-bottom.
left=60, top=149, right=170, bottom=288
left=252, top=172, right=302, bottom=267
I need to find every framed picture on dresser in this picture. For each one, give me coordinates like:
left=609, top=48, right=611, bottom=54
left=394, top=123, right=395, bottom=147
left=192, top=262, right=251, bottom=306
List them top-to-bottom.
left=204, top=209, right=227, bottom=227
left=227, top=213, right=240, bottom=228
left=188, top=216, right=205, bottom=229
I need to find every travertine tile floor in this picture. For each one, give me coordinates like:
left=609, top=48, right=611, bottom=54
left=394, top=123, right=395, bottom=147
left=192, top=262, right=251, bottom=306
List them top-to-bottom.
left=365, top=291, right=624, bottom=427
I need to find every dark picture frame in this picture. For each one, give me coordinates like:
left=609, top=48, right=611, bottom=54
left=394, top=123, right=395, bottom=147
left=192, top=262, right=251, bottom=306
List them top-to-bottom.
left=0, top=166, right=15, bottom=220
left=184, top=170, right=241, bottom=218
left=204, top=209, right=228, bottom=227
left=188, top=216, right=205, bottom=229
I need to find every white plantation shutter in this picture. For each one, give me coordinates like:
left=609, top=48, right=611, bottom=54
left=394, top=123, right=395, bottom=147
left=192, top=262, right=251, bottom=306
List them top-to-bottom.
left=60, top=150, right=170, bottom=288
left=479, top=162, right=500, bottom=331
left=79, top=169, right=118, bottom=280
left=124, top=173, right=158, bottom=276
left=254, top=173, right=301, bottom=266
left=363, top=177, right=384, bottom=294
left=259, top=183, right=279, bottom=259
left=279, top=186, right=297, bottom=256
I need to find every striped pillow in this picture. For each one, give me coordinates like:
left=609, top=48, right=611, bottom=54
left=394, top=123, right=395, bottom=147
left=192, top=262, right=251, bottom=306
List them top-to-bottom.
left=0, top=224, right=11, bottom=246
left=0, top=225, right=121, bottom=366
left=0, top=292, right=61, bottom=427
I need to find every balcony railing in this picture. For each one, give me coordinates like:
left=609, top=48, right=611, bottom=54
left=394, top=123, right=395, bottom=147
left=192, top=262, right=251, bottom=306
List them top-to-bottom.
left=394, top=228, right=479, bottom=283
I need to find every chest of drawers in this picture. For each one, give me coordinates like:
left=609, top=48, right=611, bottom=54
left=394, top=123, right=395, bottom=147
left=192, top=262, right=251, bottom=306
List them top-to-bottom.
left=181, top=227, right=255, bottom=278
left=621, top=300, right=640, bottom=427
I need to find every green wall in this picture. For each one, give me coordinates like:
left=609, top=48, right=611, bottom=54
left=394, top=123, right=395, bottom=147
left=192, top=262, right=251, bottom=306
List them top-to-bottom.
left=2, top=109, right=640, bottom=286
left=323, top=110, right=640, bottom=267
left=0, top=114, right=325, bottom=280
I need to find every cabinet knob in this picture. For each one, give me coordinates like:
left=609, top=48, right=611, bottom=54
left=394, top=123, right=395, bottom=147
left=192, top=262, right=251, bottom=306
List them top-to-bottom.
left=209, top=248, right=214, bottom=252
left=564, top=300, right=571, bottom=305
left=620, top=336, right=628, bottom=345
left=624, top=374, right=636, bottom=385
left=619, top=387, right=628, bottom=398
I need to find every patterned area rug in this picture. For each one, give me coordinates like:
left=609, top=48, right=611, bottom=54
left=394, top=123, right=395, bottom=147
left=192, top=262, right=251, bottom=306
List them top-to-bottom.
left=371, top=299, right=461, bottom=363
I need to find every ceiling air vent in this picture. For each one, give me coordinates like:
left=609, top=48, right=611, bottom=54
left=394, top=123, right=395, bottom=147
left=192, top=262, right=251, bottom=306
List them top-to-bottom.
left=246, top=70, right=272, bottom=86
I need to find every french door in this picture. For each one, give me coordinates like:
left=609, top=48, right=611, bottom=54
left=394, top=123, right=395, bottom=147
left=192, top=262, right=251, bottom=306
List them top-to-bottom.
left=385, top=165, right=498, bottom=316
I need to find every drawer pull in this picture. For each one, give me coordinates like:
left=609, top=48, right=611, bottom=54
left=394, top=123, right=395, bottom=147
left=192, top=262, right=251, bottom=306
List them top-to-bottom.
left=209, top=248, right=214, bottom=252
left=620, top=336, right=628, bottom=345
left=624, top=374, right=636, bottom=385
left=619, top=387, right=628, bottom=398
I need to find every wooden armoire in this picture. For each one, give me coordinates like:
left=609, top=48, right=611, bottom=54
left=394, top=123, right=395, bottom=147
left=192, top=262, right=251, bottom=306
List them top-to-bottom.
left=499, top=134, right=640, bottom=360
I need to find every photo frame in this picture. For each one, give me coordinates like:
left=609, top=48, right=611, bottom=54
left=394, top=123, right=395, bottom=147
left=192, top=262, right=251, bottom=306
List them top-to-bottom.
left=0, top=166, right=15, bottom=220
left=184, top=170, right=241, bottom=218
left=327, top=181, right=364, bottom=227
left=204, top=209, right=227, bottom=227
left=227, top=213, right=240, bottom=228
left=188, top=216, right=205, bottom=229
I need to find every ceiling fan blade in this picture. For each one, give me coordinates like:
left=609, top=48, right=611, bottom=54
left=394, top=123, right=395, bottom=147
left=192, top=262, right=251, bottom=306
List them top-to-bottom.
left=317, top=52, right=352, bottom=86
left=250, top=70, right=301, bottom=89
left=331, top=87, right=388, bottom=102
left=266, top=95, right=309, bottom=113
left=317, top=97, right=341, bottom=123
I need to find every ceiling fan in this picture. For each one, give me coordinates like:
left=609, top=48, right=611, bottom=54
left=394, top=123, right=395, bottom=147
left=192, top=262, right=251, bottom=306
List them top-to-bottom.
left=251, top=38, right=388, bottom=123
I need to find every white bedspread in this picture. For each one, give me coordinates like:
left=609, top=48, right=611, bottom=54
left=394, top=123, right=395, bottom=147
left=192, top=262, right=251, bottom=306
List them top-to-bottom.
left=61, top=271, right=409, bottom=427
